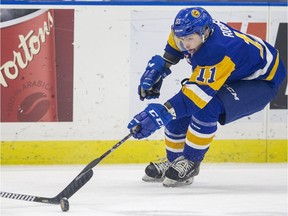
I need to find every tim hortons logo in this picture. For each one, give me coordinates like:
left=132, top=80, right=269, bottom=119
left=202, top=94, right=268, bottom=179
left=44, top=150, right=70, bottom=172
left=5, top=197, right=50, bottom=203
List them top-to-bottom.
left=0, top=11, right=54, bottom=88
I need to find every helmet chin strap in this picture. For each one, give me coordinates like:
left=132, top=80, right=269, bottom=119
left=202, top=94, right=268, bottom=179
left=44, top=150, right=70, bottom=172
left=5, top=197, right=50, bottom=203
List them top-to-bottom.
left=201, top=28, right=213, bottom=43
left=202, top=35, right=206, bottom=43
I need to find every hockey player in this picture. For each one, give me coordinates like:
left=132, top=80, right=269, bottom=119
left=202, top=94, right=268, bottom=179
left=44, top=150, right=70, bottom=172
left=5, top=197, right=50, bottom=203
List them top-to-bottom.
left=127, top=7, right=287, bottom=187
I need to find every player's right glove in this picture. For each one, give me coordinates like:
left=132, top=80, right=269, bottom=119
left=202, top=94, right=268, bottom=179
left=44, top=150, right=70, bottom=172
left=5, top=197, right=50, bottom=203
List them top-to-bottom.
left=138, top=55, right=171, bottom=101
left=127, top=103, right=173, bottom=139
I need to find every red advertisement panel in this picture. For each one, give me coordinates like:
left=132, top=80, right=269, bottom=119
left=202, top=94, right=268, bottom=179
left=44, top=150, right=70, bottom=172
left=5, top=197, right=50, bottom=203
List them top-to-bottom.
left=1, top=9, right=58, bottom=122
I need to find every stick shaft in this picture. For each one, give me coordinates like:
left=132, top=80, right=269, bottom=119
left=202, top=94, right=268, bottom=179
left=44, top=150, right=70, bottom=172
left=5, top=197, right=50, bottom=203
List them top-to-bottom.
left=0, top=131, right=134, bottom=205
left=80, top=132, right=134, bottom=174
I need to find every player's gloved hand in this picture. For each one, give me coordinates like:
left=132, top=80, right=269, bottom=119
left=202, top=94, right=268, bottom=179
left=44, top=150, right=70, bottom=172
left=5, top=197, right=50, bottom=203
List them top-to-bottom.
left=138, top=55, right=171, bottom=101
left=127, top=103, right=173, bottom=139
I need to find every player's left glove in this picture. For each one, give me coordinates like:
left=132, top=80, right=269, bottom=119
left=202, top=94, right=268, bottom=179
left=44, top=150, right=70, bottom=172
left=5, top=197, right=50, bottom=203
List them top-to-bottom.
left=138, top=55, right=171, bottom=101
left=127, top=103, right=173, bottom=139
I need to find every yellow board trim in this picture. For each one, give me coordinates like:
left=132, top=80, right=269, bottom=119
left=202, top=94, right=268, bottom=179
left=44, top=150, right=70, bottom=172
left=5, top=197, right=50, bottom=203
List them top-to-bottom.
left=1, top=140, right=287, bottom=165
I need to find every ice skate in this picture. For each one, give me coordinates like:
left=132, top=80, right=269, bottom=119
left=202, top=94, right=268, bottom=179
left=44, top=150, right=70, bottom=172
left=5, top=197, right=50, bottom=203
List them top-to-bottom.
left=163, top=156, right=200, bottom=187
left=142, top=160, right=171, bottom=182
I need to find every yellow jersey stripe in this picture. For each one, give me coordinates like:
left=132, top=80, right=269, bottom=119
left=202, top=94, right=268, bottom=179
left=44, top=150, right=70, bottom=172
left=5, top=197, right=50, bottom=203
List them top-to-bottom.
left=167, top=31, right=181, bottom=52
left=242, top=37, right=273, bottom=80
left=265, top=51, right=279, bottom=81
left=190, top=56, right=235, bottom=91
left=185, top=83, right=213, bottom=103
left=182, top=86, right=208, bottom=109
left=186, top=130, right=215, bottom=146
left=165, top=138, right=185, bottom=150
left=185, top=140, right=210, bottom=150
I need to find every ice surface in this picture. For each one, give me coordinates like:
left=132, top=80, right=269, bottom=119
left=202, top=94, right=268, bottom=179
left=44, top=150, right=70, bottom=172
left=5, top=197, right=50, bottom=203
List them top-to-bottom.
left=1, top=163, right=287, bottom=216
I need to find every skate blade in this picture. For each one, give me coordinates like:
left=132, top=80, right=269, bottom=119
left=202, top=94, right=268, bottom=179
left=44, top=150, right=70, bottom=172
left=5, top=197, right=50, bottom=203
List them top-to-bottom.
left=142, top=174, right=164, bottom=183
left=162, top=176, right=194, bottom=187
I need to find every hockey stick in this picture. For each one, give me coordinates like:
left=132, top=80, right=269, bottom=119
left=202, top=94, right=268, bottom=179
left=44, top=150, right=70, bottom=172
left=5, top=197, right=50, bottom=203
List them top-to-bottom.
left=0, top=127, right=139, bottom=205
left=0, top=169, right=93, bottom=204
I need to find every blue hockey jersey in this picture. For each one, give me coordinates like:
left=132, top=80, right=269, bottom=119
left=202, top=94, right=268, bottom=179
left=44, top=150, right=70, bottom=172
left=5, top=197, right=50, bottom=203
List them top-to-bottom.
left=164, top=20, right=284, bottom=116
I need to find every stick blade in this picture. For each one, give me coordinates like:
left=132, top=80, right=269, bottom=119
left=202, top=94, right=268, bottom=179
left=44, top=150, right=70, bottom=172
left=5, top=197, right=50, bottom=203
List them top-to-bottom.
left=55, top=169, right=94, bottom=202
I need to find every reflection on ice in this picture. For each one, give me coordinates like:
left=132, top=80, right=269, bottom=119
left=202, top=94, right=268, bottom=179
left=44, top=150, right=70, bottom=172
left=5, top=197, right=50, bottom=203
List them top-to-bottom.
left=0, top=163, right=287, bottom=216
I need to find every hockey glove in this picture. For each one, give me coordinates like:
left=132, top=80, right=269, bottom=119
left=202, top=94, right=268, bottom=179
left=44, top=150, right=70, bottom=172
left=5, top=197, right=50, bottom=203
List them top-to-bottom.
left=138, top=55, right=171, bottom=101
left=127, top=103, right=173, bottom=139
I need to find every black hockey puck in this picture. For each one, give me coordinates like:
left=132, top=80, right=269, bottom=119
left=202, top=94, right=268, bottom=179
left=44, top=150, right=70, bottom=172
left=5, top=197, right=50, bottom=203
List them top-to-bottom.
left=60, top=197, right=69, bottom=212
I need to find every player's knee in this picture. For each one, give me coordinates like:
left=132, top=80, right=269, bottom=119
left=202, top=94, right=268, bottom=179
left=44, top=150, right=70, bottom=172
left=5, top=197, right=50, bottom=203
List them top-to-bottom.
left=194, top=96, right=224, bottom=122
left=165, top=116, right=191, bottom=135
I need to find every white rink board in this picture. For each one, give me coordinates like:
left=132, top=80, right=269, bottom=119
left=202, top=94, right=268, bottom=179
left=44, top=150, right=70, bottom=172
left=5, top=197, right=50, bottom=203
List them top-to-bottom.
left=1, top=5, right=287, bottom=141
